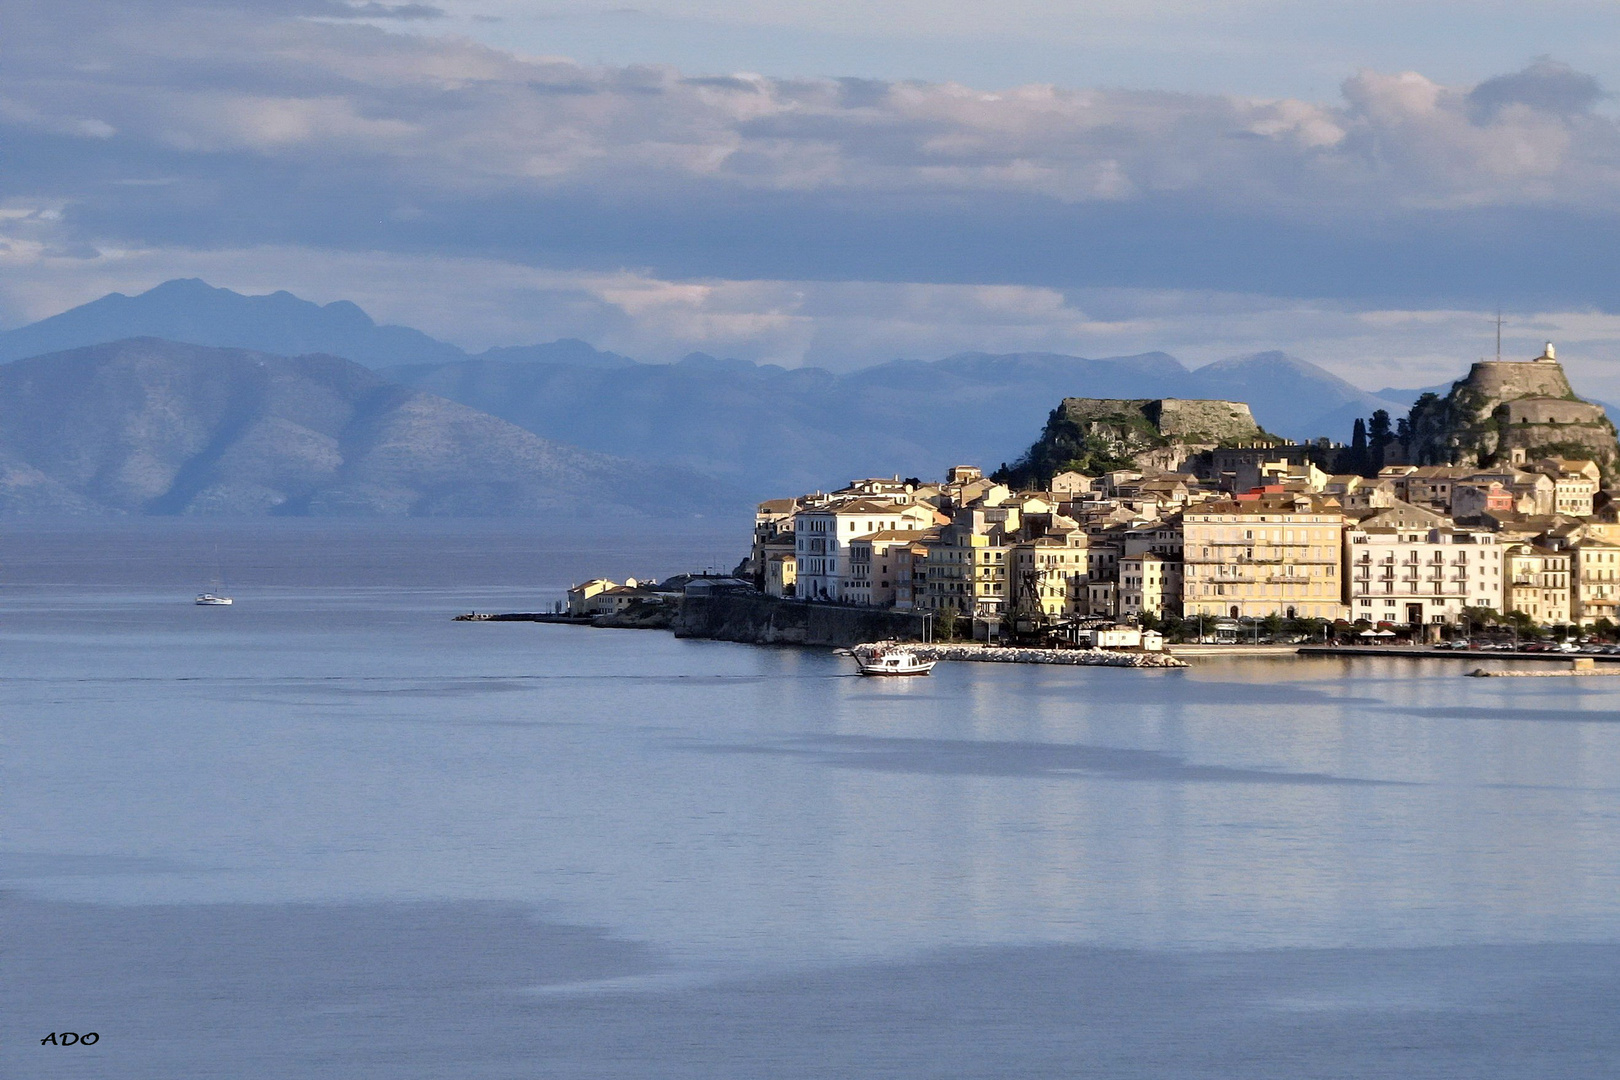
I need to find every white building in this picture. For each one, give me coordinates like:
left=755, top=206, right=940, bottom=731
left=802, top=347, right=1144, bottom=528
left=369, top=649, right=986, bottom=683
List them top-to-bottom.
left=793, top=498, right=938, bottom=602
left=1345, top=525, right=1501, bottom=627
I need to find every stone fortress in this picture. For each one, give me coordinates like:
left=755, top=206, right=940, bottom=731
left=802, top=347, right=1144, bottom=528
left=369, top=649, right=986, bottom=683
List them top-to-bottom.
left=1408, top=343, right=1620, bottom=481
left=1003, top=396, right=1268, bottom=481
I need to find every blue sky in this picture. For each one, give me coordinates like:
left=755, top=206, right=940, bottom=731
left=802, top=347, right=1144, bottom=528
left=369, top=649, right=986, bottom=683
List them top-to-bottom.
left=4, top=0, right=1620, bottom=396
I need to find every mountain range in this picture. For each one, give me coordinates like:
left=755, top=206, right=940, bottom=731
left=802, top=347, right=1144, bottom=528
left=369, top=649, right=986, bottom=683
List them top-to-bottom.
left=0, top=278, right=636, bottom=371
left=0, top=280, right=1420, bottom=512
left=0, top=339, right=724, bottom=517
left=383, top=349, right=1409, bottom=494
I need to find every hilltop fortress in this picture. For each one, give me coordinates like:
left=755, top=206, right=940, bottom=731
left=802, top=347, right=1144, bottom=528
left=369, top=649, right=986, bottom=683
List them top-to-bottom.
left=1407, top=343, right=1619, bottom=480
left=995, top=397, right=1272, bottom=484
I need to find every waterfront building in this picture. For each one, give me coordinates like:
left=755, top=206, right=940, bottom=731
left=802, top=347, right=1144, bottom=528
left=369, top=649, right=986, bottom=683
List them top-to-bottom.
left=793, top=498, right=938, bottom=602
left=1182, top=498, right=1348, bottom=620
left=921, top=511, right=1011, bottom=626
left=1118, top=515, right=1184, bottom=620
left=1344, top=525, right=1501, bottom=627
left=845, top=529, right=934, bottom=607
left=1009, top=533, right=1090, bottom=624
left=891, top=536, right=937, bottom=611
left=1573, top=537, right=1620, bottom=624
left=1504, top=544, right=1573, bottom=625
left=763, top=548, right=797, bottom=598
left=1119, top=552, right=1176, bottom=620
left=567, top=578, right=620, bottom=616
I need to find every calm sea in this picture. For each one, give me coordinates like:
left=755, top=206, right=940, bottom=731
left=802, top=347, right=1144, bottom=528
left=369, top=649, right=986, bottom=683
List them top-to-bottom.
left=5, top=520, right=1618, bottom=1078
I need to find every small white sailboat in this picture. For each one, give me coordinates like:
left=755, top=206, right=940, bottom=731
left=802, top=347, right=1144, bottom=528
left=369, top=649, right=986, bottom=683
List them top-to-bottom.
left=195, top=593, right=233, bottom=606
left=852, top=643, right=936, bottom=676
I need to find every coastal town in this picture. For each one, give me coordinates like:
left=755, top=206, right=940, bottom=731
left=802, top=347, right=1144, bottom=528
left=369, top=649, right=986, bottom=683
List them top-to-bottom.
left=568, top=345, right=1620, bottom=648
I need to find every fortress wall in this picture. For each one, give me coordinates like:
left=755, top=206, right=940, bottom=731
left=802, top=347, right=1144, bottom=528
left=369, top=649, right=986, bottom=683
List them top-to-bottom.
left=1465, top=361, right=1574, bottom=401
left=1056, top=397, right=1260, bottom=443
left=1500, top=398, right=1608, bottom=425
left=1151, top=399, right=1261, bottom=441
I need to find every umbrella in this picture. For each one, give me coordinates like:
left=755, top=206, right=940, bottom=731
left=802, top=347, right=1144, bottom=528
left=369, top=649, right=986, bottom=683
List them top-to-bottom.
left=1358, top=629, right=1378, bottom=637
left=1375, top=629, right=1397, bottom=638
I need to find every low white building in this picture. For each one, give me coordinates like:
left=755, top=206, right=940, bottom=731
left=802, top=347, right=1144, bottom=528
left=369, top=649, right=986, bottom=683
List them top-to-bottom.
left=1083, top=626, right=1164, bottom=651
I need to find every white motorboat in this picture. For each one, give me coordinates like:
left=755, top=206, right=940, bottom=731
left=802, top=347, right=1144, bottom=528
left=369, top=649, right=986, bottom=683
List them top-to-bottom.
left=195, top=593, right=233, bottom=606
left=853, top=645, right=935, bottom=676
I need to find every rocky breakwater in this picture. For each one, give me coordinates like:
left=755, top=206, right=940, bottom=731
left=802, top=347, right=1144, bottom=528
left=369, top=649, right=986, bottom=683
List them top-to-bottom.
left=865, top=642, right=1188, bottom=669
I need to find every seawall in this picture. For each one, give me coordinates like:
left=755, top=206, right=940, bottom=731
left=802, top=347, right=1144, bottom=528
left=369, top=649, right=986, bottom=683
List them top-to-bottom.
left=673, top=593, right=928, bottom=648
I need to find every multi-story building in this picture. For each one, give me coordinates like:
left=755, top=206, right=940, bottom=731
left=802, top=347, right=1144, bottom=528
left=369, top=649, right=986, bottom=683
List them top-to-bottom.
left=1552, top=473, right=1599, bottom=517
left=750, top=497, right=802, bottom=585
left=793, top=498, right=938, bottom=602
left=1182, top=498, right=1348, bottom=620
left=921, top=512, right=1011, bottom=624
left=1116, top=516, right=1184, bottom=620
left=1344, top=526, right=1501, bottom=627
left=844, top=530, right=933, bottom=607
left=1083, top=532, right=1124, bottom=618
left=1009, top=533, right=1090, bottom=623
left=891, top=536, right=936, bottom=610
left=1573, top=537, right=1620, bottom=624
left=1505, top=545, right=1573, bottom=625
left=762, top=548, right=797, bottom=598
left=1119, top=552, right=1179, bottom=621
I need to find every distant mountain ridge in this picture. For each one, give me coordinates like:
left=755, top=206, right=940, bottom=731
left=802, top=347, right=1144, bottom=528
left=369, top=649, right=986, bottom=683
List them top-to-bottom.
left=0, top=279, right=633, bottom=371
left=2, top=280, right=1416, bottom=499
left=0, top=339, right=728, bottom=517
left=385, top=348, right=1408, bottom=496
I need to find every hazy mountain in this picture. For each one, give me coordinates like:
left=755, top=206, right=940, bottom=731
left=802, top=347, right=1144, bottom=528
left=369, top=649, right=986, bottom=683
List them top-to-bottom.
left=0, top=279, right=466, bottom=367
left=0, top=280, right=635, bottom=371
left=3, top=281, right=1423, bottom=498
left=0, top=339, right=730, bottom=517
left=476, top=340, right=638, bottom=368
left=385, top=348, right=1410, bottom=495
left=382, top=350, right=1205, bottom=495
left=1182, top=351, right=1410, bottom=440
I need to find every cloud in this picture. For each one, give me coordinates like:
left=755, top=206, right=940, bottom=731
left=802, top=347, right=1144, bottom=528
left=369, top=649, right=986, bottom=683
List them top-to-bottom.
left=4, top=4, right=1620, bottom=373
left=1466, top=57, right=1604, bottom=123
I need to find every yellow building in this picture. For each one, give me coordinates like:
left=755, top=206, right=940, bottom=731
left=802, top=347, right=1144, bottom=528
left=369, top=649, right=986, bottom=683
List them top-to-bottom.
left=1182, top=498, right=1348, bottom=620
left=922, top=515, right=1009, bottom=618
left=1009, top=533, right=1090, bottom=622
left=1573, top=538, right=1620, bottom=625
left=1505, top=544, right=1573, bottom=625
left=763, top=551, right=796, bottom=598
left=1120, top=552, right=1178, bottom=620
left=567, top=578, right=620, bottom=616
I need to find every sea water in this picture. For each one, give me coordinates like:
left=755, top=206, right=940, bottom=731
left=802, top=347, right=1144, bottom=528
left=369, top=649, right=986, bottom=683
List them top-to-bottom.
left=4, top=520, right=1618, bottom=1078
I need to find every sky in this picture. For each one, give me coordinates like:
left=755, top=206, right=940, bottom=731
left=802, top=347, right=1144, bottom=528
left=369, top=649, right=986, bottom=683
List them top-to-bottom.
left=4, top=0, right=1620, bottom=395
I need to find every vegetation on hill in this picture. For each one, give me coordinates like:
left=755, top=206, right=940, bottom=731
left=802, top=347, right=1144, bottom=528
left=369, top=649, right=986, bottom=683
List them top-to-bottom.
left=993, top=397, right=1274, bottom=487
